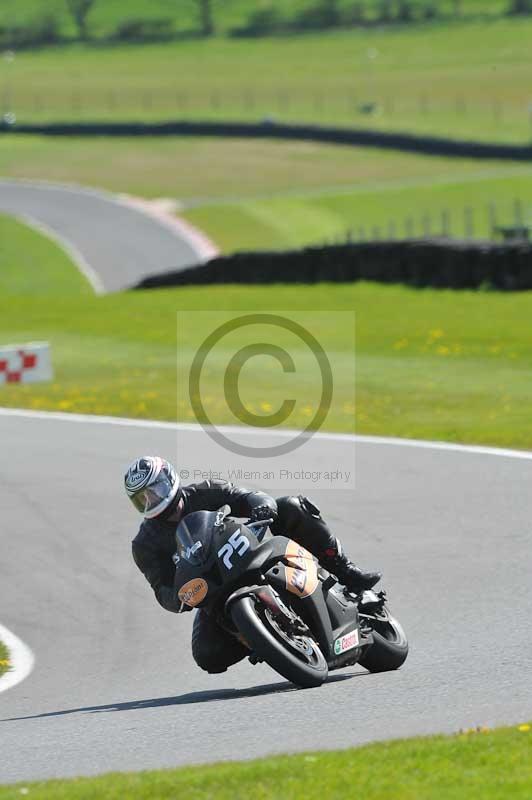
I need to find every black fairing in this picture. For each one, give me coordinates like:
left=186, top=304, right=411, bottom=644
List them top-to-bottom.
left=173, top=508, right=368, bottom=668
left=173, top=509, right=292, bottom=613
left=261, top=565, right=362, bottom=664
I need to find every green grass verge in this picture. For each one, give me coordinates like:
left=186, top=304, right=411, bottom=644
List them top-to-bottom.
left=5, top=19, right=531, bottom=143
left=0, top=135, right=526, bottom=202
left=1, top=136, right=530, bottom=253
left=185, top=170, right=532, bottom=252
left=0, top=214, right=92, bottom=296
left=1, top=283, right=532, bottom=449
left=0, top=639, right=9, bottom=678
left=1, top=723, right=531, bottom=799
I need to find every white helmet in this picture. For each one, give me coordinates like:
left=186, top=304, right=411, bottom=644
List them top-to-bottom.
left=124, top=456, right=180, bottom=518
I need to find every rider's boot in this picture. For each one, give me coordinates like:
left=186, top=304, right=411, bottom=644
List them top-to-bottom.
left=274, top=496, right=382, bottom=594
left=320, top=538, right=381, bottom=594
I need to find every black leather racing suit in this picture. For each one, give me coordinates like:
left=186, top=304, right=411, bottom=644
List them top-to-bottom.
left=132, top=479, right=337, bottom=674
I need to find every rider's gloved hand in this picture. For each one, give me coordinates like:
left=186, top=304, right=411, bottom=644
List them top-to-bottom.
left=248, top=504, right=277, bottom=524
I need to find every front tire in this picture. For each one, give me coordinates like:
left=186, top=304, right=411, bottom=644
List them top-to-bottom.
left=231, top=596, right=328, bottom=689
left=359, top=613, right=408, bottom=673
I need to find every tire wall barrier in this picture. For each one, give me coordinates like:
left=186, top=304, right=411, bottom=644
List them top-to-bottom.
left=2, top=119, right=532, bottom=161
left=134, top=240, right=532, bottom=291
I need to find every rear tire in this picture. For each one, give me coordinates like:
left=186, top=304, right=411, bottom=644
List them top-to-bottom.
left=231, top=596, right=328, bottom=689
left=359, top=613, right=408, bottom=673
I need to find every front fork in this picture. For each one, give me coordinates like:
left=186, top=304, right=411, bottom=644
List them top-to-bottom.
left=261, top=564, right=336, bottom=659
left=223, top=568, right=379, bottom=665
left=223, top=583, right=302, bottom=651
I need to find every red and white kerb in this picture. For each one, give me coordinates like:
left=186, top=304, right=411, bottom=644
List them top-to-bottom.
left=0, top=342, right=53, bottom=385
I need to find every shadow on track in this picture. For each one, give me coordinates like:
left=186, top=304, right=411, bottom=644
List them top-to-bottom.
left=3, top=672, right=366, bottom=722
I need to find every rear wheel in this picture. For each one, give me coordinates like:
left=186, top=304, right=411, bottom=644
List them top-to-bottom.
left=230, top=596, right=328, bottom=689
left=358, top=612, right=408, bottom=673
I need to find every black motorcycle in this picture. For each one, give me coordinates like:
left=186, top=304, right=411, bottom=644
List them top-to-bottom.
left=174, top=505, right=408, bottom=689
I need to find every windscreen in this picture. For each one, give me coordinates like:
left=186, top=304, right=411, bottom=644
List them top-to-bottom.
left=175, top=510, right=218, bottom=566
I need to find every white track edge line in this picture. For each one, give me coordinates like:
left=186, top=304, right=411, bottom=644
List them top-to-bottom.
left=1, top=178, right=218, bottom=266
left=116, top=194, right=219, bottom=262
left=18, top=213, right=105, bottom=295
left=0, top=406, right=531, bottom=461
left=0, top=623, right=35, bottom=694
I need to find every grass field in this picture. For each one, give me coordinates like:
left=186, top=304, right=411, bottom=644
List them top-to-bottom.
left=3, top=19, right=531, bottom=143
left=1, top=135, right=527, bottom=202
left=1, top=136, right=531, bottom=252
left=185, top=169, right=532, bottom=251
left=1, top=211, right=532, bottom=450
left=0, top=214, right=91, bottom=295
left=0, top=639, right=9, bottom=678
left=1, top=722, right=531, bottom=799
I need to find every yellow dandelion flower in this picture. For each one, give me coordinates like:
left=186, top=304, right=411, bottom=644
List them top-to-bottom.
left=518, top=724, right=530, bottom=732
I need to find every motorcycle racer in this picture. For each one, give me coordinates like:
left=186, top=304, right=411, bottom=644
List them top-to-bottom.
left=126, top=456, right=381, bottom=674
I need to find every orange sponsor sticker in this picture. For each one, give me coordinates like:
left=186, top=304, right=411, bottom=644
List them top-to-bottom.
left=284, top=540, right=319, bottom=598
left=178, top=578, right=209, bottom=607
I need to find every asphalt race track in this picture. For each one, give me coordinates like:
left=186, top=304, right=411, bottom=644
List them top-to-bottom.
left=0, top=180, right=204, bottom=292
left=1, top=410, right=531, bottom=783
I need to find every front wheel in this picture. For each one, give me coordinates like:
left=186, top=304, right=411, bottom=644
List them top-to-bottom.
left=230, top=596, right=328, bottom=689
left=358, top=612, right=408, bottom=673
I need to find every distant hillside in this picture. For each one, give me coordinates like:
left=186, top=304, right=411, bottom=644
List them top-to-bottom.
left=0, top=0, right=517, bottom=44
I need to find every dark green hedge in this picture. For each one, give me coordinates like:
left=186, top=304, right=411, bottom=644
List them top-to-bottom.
left=2, top=119, right=532, bottom=161
left=134, top=239, right=532, bottom=291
